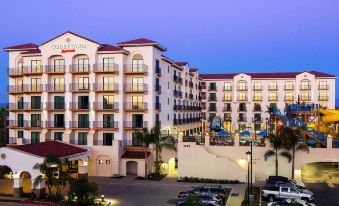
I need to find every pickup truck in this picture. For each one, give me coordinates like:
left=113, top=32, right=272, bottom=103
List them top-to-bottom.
left=262, top=186, right=314, bottom=202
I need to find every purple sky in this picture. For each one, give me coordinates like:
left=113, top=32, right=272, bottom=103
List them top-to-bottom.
left=1, top=0, right=339, bottom=102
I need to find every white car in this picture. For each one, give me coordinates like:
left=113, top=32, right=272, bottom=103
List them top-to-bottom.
left=267, top=199, right=316, bottom=206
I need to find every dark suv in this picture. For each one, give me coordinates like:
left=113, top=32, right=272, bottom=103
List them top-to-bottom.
left=190, top=185, right=227, bottom=204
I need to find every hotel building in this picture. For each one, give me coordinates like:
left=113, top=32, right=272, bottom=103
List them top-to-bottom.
left=3, top=31, right=336, bottom=180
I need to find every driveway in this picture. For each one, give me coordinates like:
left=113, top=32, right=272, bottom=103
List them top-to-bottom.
left=89, top=176, right=245, bottom=206
left=305, top=183, right=339, bottom=206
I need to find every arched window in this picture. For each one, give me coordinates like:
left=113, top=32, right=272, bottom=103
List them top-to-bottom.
left=132, top=54, right=144, bottom=72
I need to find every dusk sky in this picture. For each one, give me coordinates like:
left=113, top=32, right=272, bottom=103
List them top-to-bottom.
left=1, top=0, right=339, bottom=102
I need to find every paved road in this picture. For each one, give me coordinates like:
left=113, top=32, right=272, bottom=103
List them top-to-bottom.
left=89, top=176, right=245, bottom=206
left=305, top=183, right=339, bottom=206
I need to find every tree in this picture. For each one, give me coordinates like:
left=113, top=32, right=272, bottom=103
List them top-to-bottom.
left=265, top=105, right=277, bottom=134
left=0, top=107, right=8, bottom=147
left=142, top=126, right=176, bottom=176
left=281, top=127, right=309, bottom=179
left=264, top=134, right=292, bottom=176
left=33, top=154, right=72, bottom=199
left=68, top=176, right=98, bottom=206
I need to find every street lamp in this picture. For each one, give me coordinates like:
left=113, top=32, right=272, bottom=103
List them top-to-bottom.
left=246, top=151, right=251, bottom=206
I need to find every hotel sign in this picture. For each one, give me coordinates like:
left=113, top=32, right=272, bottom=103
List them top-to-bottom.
left=51, top=38, right=87, bottom=53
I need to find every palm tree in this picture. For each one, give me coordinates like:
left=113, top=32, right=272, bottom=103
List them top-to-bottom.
left=265, top=105, right=277, bottom=134
left=0, top=107, right=8, bottom=147
left=142, top=126, right=176, bottom=176
left=281, top=127, right=309, bottom=179
left=264, top=134, right=292, bottom=176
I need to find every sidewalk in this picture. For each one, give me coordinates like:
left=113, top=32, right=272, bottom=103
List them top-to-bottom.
left=226, top=184, right=246, bottom=206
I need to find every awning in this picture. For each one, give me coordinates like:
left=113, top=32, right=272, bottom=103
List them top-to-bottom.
left=240, top=131, right=251, bottom=136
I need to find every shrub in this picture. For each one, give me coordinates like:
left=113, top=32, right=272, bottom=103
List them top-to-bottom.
left=177, top=176, right=241, bottom=184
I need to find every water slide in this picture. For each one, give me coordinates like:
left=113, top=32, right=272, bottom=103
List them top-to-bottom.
left=308, top=109, right=339, bottom=134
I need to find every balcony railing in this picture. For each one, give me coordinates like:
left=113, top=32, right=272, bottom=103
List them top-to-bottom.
left=93, top=63, right=119, bottom=73
left=70, top=64, right=90, bottom=73
left=124, top=64, right=148, bottom=74
left=45, top=65, right=66, bottom=73
left=23, top=66, right=43, bottom=75
left=155, top=67, right=161, bottom=75
left=8, top=68, right=23, bottom=76
left=173, top=75, right=183, bottom=84
left=69, top=83, right=91, bottom=92
left=93, top=83, right=119, bottom=92
left=23, top=84, right=44, bottom=93
left=45, top=84, right=65, bottom=92
left=124, top=84, right=148, bottom=92
left=8, top=85, right=24, bottom=93
left=155, top=85, right=161, bottom=93
left=300, top=85, right=311, bottom=90
left=318, top=85, right=329, bottom=90
left=208, top=86, right=217, bottom=91
left=237, top=86, right=248, bottom=91
left=253, top=86, right=263, bottom=91
left=284, top=86, right=294, bottom=91
left=268, top=87, right=278, bottom=91
left=173, top=90, right=183, bottom=98
left=208, top=96, right=217, bottom=101
left=223, top=96, right=232, bottom=101
left=237, top=96, right=248, bottom=101
left=268, top=96, right=278, bottom=101
left=284, top=96, right=294, bottom=101
left=300, top=96, right=311, bottom=101
left=318, top=96, right=329, bottom=101
left=253, top=97, right=263, bottom=101
left=46, top=102, right=65, bottom=110
left=69, top=102, right=90, bottom=110
left=93, top=102, right=119, bottom=110
left=124, top=102, right=148, bottom=111
left=8, top=103, right=24, bottom=110
left=23, top=103, right=43, bottom=110
left=155, top=103, right=161, bottom=110
left=208, top=107, right=217, bottom=111
left=223, top=107, right=232, bottom=112
left=238, top=107, right=247, bottom=112
left=253, top=107, right=262, bottom=112
left=238, top=117, right=247, bottom=122
left=252, top=117, right=263, bottom=123
left=8, top=120, right=24, bottom=128
left=24, top=120, right=42, bottom=128
left=45, top=121, right=65, bottom=128
left=69, top=121, right=90, bottom=129
left=93, top=121, right=118, bottom=129
left=123, top=121, right=148, bottom=129
left=93, top=140, right=113, bottom=146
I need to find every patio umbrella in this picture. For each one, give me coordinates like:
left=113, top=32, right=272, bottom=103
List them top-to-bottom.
left=240, top=130, right=251, bottom=136
left=257, top=130, right=268, bottom=137
left=218, top=131, right=231, bottom=137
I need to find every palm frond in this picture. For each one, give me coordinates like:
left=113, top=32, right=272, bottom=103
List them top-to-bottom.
left=296, top=144, right=309, bottom=153
left=264, top=150, right=276, bottom=161
left=279, top=151, right=292, bottom=163
left=33, top=174, right=44, bottom=186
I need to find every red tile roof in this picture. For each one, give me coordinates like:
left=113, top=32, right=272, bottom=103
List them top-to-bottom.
left=40, top=31, right=100, bottom=46
left=117, top=38, right=167, bottom=51
left=3, top=43, right=38, bottom=51
left=98, top=44, right=126, bottom=53
left=21, top=49, right=41, bottom=54
left=175, top=62, right=188, bottom=67
left=189, top=68, right=198, bottom=73
left=199, top=71, right=336, bottom=79
left=8, top=141, right=88, bottom=158
left=121, top=151, right=151, bottom=159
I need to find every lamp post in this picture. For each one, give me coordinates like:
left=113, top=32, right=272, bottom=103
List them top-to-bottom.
left=246, top=151, right=251, bottom=206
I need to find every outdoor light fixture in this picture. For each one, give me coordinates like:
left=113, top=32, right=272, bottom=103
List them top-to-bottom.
left=246, top=151, right=251, bottom=206
left=101, top=194, right=105, bottom=202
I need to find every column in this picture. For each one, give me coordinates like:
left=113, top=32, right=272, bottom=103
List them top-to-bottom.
left=78, top=159, right=88, bottom=177
left=13, top=175, right=23, bottom=198
left=31, top=178, right=46, bottom=198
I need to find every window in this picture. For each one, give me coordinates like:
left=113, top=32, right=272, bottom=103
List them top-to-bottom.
left=132, top=54, right=144, bottom=72
left=78, top=58, right=89, bottom=72
left=103, top=58, right=114, bottom=71
left=54, top=59, right=65, bottom=72
left=31, top=60, right=42, bottom=73
left=103, top=76, right=114, bottom=90
left=78, top=77, right=89, bottom=90
left=132, top=77, right=144, bottom=91
left=31, top=78, right=41, bottom=91
left=54, top=78, right=64, bottom=91
left=300, top=80, right=310, bottom=90
left=238, top=81, right=247, bottom=91
left=284, top=81, right=293, bottom=90
left=319, top=81, right=328, bottom=90
left=209, top=82, right=217, bottom=90
left=223, top=82, right=232, bottom=91
left=253, top=82, right=262, bottom=90
left=269, top=82, right=277, bottom=90
left=238, top=92, right=247, bottom=101
left=253, top=92, right=262, bottom=101
left=268, top=92, right=278, bottom=101
left=285, top=92, right=293, bottom=101
left=300, top=92, right=310, bottom=101
left=319, top=92, right=328, bottom=101
left=209, top=93, right=217, bottom=101
left=223, top=93, right=232, bottom=101
left=103, top=95, right=115, bottom=109
left=31, top=96, right=41, bottom=109
left=54, top=96, right=65, bottom=109
left=78, top=96, right=89, bottom=109
left=132, top=96, right=143, bottom=110
left=17, top=97, right=24, bottom=109
left=209, top=103, right=216, bottom=111
left=223, top=103, right=231, bottom=111
left=239, top=103, right=247, bottom=111
left=253, top=103, right=261, bottom=111
left=208, top=113, right=216, bottom=121
left=254, top=113, right=261, bottom=121
left=17, top=114, right=24, bottom=127
left=31, top=114, right=41, bottom=127
left=54, top=114, right=64, bottom=128
left=78, top=114, right=89, bottom=128
left=103, top=114, right=115, bottom=128
left=132, top=114, right=144, bottom=128
left=254, top=123, right=261, bottom=131
left=17, top=131, right=23, bottom=139
left=31, top=132, right=40, bottom=144
left=54, top=132, right=63, bottom=141
left=78, top=132, right=88, bottom=145
left=132, top=132, right=144, bottom=146
left=103, top=133, right=114, bottom=146
left=99, top=160, right=104, bottom=164
left=106, top=160, right=110, bottom=164
left=281, top=187, right=288, bottom=192
left=290, top=188, right=299, bottom=194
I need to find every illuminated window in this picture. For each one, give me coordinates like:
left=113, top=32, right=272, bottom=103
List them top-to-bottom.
left=300, top=80, right=310, bottom=90
left=238, top=81, right=247, bottom=91
left=284, top=81, right=293, bottom=90
left=318, top=81, right=328, bottom=90
left=223, top=82, right=232, bottom=91
left=253, top=82, right=262, bottom=91
left=269, top=82, right=277, bottom=90
left=223, top=92, right=232, bottom=101
left=238, top=92, right=247, bottom=101
left=253, top=92, right=262, bottom=101
left=268, top=92, right=278, bottom=101
left=284, top=92, right=294, bottom=101
left=300, top=92, right=310, bottom=101
left=319, top=92, right=328, bottom=101
left=99, top=160, right=104, bottom=164
left=106, top=160, right=110, bottom=164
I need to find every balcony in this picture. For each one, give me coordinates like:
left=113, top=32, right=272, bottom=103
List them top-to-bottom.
left=93, top=63, right=119, bottom=73
left=70, top=64, right=91, bottom=73
left=124, top=64, right=148, bottom=75
left=45, top=65, right=66, bottom=74
left=23, top=66, right=43, bottom=76
left=155, top=67, right=161, bottom=76
left=8, top=68, right=23, bottom=77
left=173, top=75, right=183, bottom=84
left=189, top=82, right=194, bottom=88
left=69, top=83, right=91, bottom=92
left=93, top=83, right=119, bottom=92
left=23, top=84, right=43, bottom=93
left=45, top=84, right=65, bottom=92
left=124, top=84, right=148, bottom=93
left=201, top=84, right=206, bottom=90
left=8, top=85, right=24, bottom=94
left=155, top=85, right=161, bottom=93
left=300, top=85, right=311, bottom=91
left=318, top=85, right=329, bottom=90
left=208, top=86, right=217, bottom=91
left=237, top=86, right=248, bottom=91
left=253, top=86, right=262, bottom=91
left=284, top=86, right=294, bottom=91
left=223, top=87, right=232, bottom=91
left=268, top=87, right=278, bottom=91
left=173, top=90, right=183, bottom=98
left=189, top=93, right=194, bottom=99
left=201, top=95, right=206, bottom=100
left=237, top=96, right=248, bottom=101
left=268, top=96, right=278, bottom=101
left=284, top=96, right=294, bottom=101
left=300, top=96, right=311, bottom=101
left=318, top=96, right=329, bottom=101
left=208, top=97, right=217, bottom=101
left=223, top=97, right=232, bottom=102
left=253, top=97, right=263, bottom=102
left=46, top=102, right=65, bottom=111
left=69, top=102, right=90, bottom=111
left=93, top=102, right=119, bottom=111
left=124, top=102, right=148, bottom=112
left=8, top=103, right=25, bottom=111
left=23, top=103, right=43, bottom=111
left=155, top=103, right=161, bottom=110
left=173, top=105, right=183, bottom=111
left=201, top=105, right=206, bottom=110
left=253, top=106, right=262, bottom=112
left=208, top=107, right=217, bottom=112
left=223, top=107, right=232, bottom=112
left=238, top=107, right=247, bottom=112
left=224, top=116, right=232, bottom=121
left=238, top=117, right=247, bottom=122
left=252, top=117, right=263, bottom=123
left=173, top=119, right=183, bottom=125
left=8, top=120, right=24, bottom=128
left=24, top=120, right=42, bottom=129
left=45, top=121, right=65, bottom=129
left=69, top=121, right=90, bottom=129
left=93, top=121, right=118, bottom=130
left=124, top=121, right=148, bottom=130
left=93, top=139, right=114, bottom=146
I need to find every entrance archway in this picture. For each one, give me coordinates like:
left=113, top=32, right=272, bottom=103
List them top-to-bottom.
left=96, top=155, right=112, bottom=177
left=168, top=157, right=178, bottom=177
left=126, top=161, right=138, bottom=175
left=301, top=162, right=339, bottom=183
left=0, top=165, right=13, bottom=195
left=20, top=171, right=32, bottom=193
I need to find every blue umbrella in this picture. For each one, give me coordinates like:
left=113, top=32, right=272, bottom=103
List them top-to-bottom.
left=240, top=130, right=251, bottom=136
left=257, top=130, right=268, bottom=137
left=218, top=131, right=231, bottom=137
left=307, top=139, right=317, bottom=145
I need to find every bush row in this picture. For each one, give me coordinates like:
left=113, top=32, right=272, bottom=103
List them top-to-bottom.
left=177, top=176, right=241, bottom=184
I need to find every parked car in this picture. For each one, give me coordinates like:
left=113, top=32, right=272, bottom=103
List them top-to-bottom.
left=267, top=176, right=306, bottom=190
left=266, top=181, right=304, bottom=191
left=190, top=185, right=227, bottom=204
left=262, top=185, right=314, bottom=202
left=178, top=191, right=190, bottom=199
left=176, top=194, right=223, bottom=206
left=267, top=198, right=316, bottom=206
